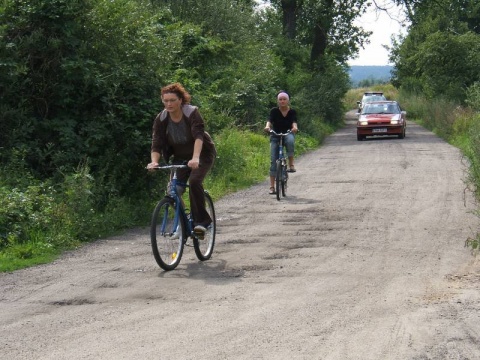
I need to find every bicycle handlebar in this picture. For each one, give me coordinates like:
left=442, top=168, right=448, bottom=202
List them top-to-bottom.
left=269, top=129, right=291, bottom=136
left=146, top=161, right=189, bottom=170
left=148, top=164, right=189, bottom=170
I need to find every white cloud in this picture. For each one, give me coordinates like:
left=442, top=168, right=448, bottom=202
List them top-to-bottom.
left=348, top=6, right=408, bottom=66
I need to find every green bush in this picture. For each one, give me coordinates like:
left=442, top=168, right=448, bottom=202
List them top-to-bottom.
left=466, top=82, right=480, bottom=111
left=0, top=160, right=151, bottom=263
left=0, top=184, right=56, bottom=248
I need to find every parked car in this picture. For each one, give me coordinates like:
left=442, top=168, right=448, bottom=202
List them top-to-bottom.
left=357, top=91, right=386, bottom=111
left=356, top=101, right=407, bottom=141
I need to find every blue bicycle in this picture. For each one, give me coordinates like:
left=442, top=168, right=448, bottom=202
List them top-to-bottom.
left=269, top=130, right=290, bottom=201
left=150, top=164, right=216, bottom=271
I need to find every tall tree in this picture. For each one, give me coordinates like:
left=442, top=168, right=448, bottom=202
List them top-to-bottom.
left=270, top=0, right=371, bottom=67
left=277, top=0, right=303, bottom=39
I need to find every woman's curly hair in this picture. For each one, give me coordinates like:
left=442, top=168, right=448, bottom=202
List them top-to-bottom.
left=161, top=83, right=191, bottom=104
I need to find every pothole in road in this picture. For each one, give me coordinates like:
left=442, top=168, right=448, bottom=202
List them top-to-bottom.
left=224, top=238, right=261, bottom=245
left=284, top=241, right=323, bottom=250
left=263, top=253, right=292, bottom=260
left=212, top=264, right=276, bottom=278
left=241, top=264, right=275, bottom=272
left=98, top=282, right=119, bottom=289
left=49, top=298, right=96, bottom=306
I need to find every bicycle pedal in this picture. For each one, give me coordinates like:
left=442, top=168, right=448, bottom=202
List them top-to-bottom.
left=193, top=229, right=206, bottom=240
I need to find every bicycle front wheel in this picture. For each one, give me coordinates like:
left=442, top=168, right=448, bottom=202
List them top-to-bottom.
left=275, top=161, right=282, bottom=201
left=281, top=164, right=288, bottom=197
left=193, top=191, right=216, bottom=261
left=150, top=197, right=185, bottom=271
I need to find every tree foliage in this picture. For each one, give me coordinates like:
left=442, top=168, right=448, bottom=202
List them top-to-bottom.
left=1, top=0, right=167, bottom=197
left=270, top=0, right=371, bottom=67
left=389, top=0, right=480, bottom=102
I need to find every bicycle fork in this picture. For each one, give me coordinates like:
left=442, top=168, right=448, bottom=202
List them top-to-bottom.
left=278, top=138, right=288, bottom=182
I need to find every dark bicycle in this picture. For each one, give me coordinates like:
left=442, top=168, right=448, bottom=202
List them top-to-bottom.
left=269, top=130, right=291, bottom=201
left=149, top=163, right=216, bottom=271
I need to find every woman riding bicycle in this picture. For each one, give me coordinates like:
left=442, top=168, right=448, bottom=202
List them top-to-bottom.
left=147, top=82, right=216, bottom=236
left=264, top=91, right=298, bottom=195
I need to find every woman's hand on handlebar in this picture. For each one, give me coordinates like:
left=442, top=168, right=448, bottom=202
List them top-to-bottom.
left=188, top=157, right=200, bottom=169
left=147, top=162, right=159, bottom=170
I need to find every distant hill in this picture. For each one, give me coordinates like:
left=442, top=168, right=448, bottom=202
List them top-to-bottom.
left=349, top=65, right=394, bottom=86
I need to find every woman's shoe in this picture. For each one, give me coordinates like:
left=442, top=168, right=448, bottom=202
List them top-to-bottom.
left=287, top=165, right=296, bottom=173
left=269, top=186, right=276, bottom=195
left=194, top=222, right=211, bottom=240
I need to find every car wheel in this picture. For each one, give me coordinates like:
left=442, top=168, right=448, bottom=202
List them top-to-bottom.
left=398, top=127, right=405, bottom=139
left=357, top=134, right=364, bottom=141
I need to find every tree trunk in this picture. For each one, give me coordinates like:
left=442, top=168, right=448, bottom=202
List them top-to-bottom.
left=281, top=0, right=299, bottom=39
left=309, top=0, right=333, bottom=67
left=310, top=22, right=328, bottom=65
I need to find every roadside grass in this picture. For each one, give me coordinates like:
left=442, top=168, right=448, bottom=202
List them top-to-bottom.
left=343, top=84, right=398, bottom=110
left=0, top=128, right=321, bottom=272
left=0, top=245, right=59, bottom=272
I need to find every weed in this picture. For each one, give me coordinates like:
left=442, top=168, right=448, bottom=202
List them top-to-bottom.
left=465, top=234, right=479, bottom=255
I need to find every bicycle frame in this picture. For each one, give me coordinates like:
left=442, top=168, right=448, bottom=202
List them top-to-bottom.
left=277, top=135, right=287, bottom=167
left=161, top=165, right=193, bottom=238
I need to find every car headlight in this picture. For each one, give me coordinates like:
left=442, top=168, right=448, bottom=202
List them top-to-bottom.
left=390, top=115, right=401, bottom=124
left=359, top=120, right=368, bottom=126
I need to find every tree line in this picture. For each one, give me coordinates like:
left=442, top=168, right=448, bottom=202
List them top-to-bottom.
left=1, top=0, right=367, bottom=197
left=390, top=0, right=480, bottom=103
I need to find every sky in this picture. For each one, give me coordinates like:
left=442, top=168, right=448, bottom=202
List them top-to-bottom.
left=348, top=6, right=408, bottom=66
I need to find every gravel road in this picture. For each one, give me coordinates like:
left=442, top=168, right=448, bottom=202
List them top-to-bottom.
left=1, top=113, right=480, bottom=360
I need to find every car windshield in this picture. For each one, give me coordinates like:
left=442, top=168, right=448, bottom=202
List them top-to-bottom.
left=363, top=95, right=386, bottom=103
left=363, top=103, right=399, bottom=114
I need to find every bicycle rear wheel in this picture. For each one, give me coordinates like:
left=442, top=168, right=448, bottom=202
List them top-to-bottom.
left=275, top=161, right=282, bottom=201
left=193, top=191, right=216, bottom=261
left=150, top=197, right=185, bottom=271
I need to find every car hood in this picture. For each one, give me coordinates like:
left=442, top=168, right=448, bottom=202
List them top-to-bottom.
left=360, top=114, right=400, bottom=122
